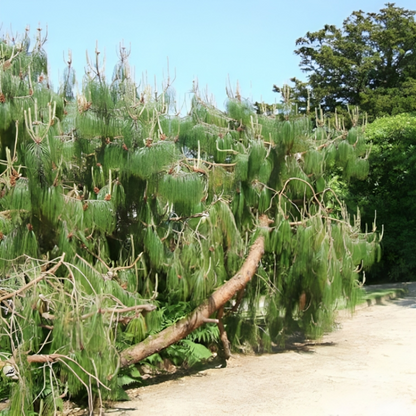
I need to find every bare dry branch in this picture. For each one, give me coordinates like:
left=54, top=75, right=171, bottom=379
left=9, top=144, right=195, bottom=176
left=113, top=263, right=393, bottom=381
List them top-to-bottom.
left=0, top=253, right=65, bottom=303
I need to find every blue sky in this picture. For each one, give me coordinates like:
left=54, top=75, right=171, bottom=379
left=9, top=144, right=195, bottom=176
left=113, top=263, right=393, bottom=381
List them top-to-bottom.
left=1, top=1, right=415, bottom=111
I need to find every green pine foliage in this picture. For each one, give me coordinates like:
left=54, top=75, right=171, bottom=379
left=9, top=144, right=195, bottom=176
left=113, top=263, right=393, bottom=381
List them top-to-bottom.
left=0, top=28, right=381, bottom=414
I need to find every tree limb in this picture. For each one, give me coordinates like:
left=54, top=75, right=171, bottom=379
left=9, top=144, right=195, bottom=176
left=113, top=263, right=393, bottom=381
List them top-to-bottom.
left=120, top=216, right=269, bottom=367
left=217, top=306, right=231, bottom=359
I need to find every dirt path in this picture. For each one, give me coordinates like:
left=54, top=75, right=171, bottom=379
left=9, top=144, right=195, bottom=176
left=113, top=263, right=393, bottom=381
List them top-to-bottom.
left=112, top=283, right=416, bottom=416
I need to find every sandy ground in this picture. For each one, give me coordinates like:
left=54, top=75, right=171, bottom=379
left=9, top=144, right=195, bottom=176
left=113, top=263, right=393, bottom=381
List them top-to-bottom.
left=111, top=283, right=416, bottom=416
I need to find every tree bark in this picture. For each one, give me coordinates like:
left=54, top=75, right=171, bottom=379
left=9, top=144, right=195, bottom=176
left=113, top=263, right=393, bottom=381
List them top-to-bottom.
left=120, top=216, right=269, bottom=367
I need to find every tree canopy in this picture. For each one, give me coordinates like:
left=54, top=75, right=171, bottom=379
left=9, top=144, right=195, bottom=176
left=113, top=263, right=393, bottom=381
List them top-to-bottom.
left=284, top=3, right=416, bottom=118
left=0, top=28, right=380, bottom=414
left=347, top=113, right=416, bottom=281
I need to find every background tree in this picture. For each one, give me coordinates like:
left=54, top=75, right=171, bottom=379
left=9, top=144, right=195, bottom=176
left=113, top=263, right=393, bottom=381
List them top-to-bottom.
left=288, top=3, right=416, bottom=119
left=0, top=29, right=380, bottom=414
left=346, top=114, right=416, bottom=282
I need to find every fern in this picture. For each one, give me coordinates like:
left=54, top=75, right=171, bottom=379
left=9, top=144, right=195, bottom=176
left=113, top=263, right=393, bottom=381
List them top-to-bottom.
left=187, top=324, right=219, bottom=344
left=181, top=340, right=212, bottom=367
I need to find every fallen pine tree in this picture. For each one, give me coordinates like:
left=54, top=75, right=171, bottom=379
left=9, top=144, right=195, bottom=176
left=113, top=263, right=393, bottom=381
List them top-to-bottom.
left=0, top=28, right=381, bottom=415
left=16, top=218, right=266, bottom=368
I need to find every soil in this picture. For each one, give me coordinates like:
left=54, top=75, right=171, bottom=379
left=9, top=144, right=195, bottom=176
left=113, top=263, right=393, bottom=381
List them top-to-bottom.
left=109, top=283, right=416, bottom=416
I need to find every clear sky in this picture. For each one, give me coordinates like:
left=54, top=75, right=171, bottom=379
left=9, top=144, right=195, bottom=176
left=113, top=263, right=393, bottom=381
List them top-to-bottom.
left=1, top=0, right=415, bottom=111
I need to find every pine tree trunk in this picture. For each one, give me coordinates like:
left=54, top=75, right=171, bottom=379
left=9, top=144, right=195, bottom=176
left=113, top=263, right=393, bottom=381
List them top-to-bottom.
left=120, top=216, right=269, bottom=367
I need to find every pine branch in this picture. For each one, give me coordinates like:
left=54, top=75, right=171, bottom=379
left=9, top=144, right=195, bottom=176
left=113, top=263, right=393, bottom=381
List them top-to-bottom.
left=185, top=158, right=237, bottom=167
left=41, top=303, right=156, bottom=321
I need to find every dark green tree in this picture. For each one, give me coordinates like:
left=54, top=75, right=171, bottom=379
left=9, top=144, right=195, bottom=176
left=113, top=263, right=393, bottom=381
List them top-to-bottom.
left=288, top=3, right=416, bottom=119
left=0, top=28, right=380, bottom=414
left=347, top=114, right=416, bottom=281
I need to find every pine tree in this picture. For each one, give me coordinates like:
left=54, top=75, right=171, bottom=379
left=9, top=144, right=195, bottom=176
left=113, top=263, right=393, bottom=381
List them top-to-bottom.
left=0, top=28, right=380, bottom=413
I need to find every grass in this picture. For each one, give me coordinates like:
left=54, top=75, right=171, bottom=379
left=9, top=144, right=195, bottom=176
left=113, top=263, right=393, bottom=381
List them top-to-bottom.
left=336, top=286, right=408, bottom=311
left=358, top=287, right=408, bottom=304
